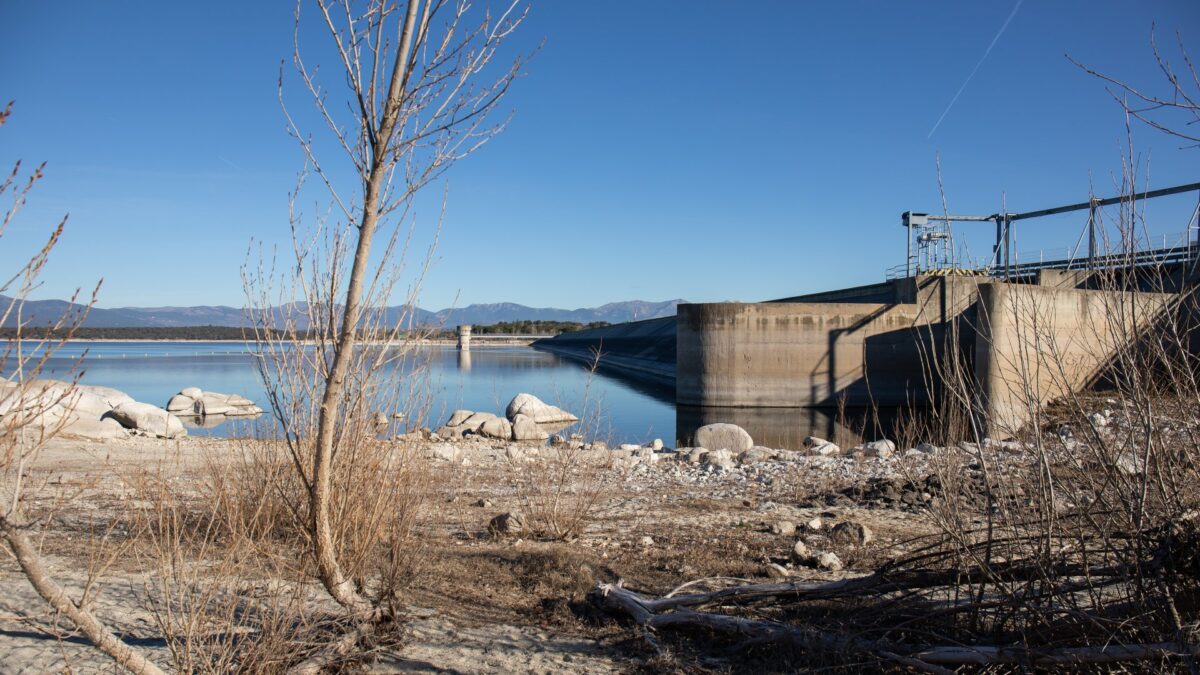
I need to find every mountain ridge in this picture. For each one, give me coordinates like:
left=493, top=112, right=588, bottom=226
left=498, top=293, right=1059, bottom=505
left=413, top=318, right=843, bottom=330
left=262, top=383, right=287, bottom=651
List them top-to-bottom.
left=0, top=296, right=685, bottom=329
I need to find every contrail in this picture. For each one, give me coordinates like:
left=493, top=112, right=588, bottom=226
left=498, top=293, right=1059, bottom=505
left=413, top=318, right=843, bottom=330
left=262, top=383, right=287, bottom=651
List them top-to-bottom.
left=927, top=0, right=1024, bottom=139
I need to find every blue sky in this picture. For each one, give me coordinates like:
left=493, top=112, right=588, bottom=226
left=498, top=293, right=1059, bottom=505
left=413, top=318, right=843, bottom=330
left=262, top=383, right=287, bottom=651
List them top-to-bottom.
left=2, top=1, right=1198, bottom=310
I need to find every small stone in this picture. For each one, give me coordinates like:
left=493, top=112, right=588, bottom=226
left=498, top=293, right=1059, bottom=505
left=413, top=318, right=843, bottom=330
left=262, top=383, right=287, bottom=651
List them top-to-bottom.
left=1088, top=412, right=1109, bottom=428
left=436, top=422, right=463, bottom=439
left=649, top=438, right=664, bottom=450
left=862, top=439, right=896, bottom=459
left=810, top=441, right=841, bottom=456
left=914, top=442, right=938, bottom=454
left=619, top=443, right=642, bottom=451
left=739, top=446, right=776, bottom=463
left=686, top=448, right=706, bottom=464
left=704, top=448, right=735, bottom=470
left=1114, top=451, right=1143, bottom=475
left=473, top=498, right=492, bottom=508
left=488, top=512, right=524, bottom=537
left=805, top=517, right=823, bottom=531
left=769, top=520, right=797, bottom=537
left=828, top=521, right=873, bottom=547
left=639, top=536, right=655, bottom=547
left=791, top=539, right=810, bottom=560
left=815, top=551, right=843, bottom=572
left=765, top=562, right=790, bottom=578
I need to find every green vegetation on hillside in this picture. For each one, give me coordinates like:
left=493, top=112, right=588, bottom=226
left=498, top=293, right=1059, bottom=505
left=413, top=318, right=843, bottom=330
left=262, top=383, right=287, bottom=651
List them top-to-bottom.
left=472, top=320, right=610, bottom=335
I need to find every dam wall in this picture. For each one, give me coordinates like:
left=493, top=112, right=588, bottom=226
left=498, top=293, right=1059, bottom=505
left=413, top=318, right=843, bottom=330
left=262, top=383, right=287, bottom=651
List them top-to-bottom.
left=536, top=272, right=1182, bottom=440
left=974, top=281, right=1174, bottom=435
left=675, top=301, right=931, bottom=408
left=532, top=315, right=675, bottom=385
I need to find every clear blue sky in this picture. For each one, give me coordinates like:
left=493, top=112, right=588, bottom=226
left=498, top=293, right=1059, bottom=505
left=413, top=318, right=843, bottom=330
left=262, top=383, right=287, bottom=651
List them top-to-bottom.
left=2, top=1, right=1198, bottom=310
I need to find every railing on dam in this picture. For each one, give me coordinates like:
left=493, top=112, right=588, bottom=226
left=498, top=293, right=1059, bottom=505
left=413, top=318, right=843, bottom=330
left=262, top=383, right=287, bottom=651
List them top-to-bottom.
left=891, top=180, right=1200, bottom=281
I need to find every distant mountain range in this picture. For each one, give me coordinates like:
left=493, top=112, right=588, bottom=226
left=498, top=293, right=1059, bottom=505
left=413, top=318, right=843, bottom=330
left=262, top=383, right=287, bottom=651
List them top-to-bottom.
left=0, top=296, right=684, bottom=329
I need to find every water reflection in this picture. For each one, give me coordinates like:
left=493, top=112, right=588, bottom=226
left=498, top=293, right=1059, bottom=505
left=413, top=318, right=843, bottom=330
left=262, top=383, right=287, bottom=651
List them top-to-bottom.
left=675, top=405, right=920, bottom=450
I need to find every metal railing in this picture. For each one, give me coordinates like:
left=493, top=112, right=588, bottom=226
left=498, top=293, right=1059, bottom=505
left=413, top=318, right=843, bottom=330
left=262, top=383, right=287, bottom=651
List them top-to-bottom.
left=893, top=181, right=1200, bottom=281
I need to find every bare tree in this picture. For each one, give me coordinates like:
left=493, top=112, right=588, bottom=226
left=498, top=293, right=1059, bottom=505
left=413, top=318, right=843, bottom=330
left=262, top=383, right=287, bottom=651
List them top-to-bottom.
left=245, top=0, right=529, bottom=646
left=1070, top=28, right=1200, bottom=148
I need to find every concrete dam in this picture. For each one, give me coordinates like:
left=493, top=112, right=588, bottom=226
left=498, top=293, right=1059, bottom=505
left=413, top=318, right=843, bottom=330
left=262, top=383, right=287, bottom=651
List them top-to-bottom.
left=533, top=183, right=1200, bottom=448
left=534, top=272, right=1182, bottom=448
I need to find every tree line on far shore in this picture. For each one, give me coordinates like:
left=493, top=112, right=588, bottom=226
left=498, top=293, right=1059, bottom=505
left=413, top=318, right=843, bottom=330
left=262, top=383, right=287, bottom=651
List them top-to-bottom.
left=0, top=320, right=610, bottom=341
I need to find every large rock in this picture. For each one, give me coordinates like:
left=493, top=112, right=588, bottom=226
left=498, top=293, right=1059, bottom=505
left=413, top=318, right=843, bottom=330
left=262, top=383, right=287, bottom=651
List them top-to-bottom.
left=0, top=381, right=133, bottom=441
left=76, top=384, right=135, bottom=410
left=166, top=389, right=262, bottom=417
left=504, top=393, right=578, bottom=424
left=108, top=402, right=186, bottom=439
left=446, top=409, right=474, bottom=427
left=460, top=411, right=499, bottom=431
left=57, top=413, right=128, bottom=440
left=511, top=413, right=549, bottom=441
left=478, top=417, right=513, bottom=440
left=694, top=423, right=753, bottom=453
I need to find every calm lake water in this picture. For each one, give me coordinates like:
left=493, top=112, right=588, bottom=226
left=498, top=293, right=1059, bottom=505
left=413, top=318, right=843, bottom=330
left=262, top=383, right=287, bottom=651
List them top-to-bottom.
left=13, top=341, right=902, bottom=448
left=19, top=341, right=678, bottom=445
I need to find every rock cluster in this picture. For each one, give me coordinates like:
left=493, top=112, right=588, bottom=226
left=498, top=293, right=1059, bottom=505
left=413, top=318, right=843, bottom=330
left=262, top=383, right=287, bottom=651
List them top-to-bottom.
left=0, top=380, right=185, bottom=439
left=166, top=387, right=263, bottom=417
left=436, top=393, right=575, bottom=443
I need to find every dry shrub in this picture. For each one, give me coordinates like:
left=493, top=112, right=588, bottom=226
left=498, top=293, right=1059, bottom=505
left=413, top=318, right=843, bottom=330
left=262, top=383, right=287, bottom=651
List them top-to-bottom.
left=906, top=163, right=1200, bottom=663
left=514, top=350, right=612, bottom=541
left=128, top=431, right=433, bottom=672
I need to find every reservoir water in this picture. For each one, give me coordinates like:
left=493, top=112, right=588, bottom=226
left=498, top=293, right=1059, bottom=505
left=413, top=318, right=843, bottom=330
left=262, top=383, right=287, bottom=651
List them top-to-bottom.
left=15, top=341, right=905, bottom=448
left=22, top=341, right=677, bottom=445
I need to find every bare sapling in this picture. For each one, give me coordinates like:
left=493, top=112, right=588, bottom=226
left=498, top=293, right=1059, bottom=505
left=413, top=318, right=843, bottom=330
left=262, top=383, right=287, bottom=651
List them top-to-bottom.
left=241, top=0, right=530, bottom=664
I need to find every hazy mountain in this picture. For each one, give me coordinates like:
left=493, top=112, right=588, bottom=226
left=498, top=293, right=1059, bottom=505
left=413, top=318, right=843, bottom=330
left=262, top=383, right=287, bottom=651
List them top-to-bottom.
left=1, top=296, right=683, bottom=329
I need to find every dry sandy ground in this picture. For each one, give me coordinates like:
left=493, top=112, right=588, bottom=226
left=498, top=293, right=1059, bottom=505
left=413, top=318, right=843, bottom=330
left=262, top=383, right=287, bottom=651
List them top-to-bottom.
left=0, top=434, right=938, bottom=673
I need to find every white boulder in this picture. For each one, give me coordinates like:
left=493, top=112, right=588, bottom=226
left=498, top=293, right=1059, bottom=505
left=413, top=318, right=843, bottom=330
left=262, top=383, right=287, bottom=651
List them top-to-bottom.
left=166, top=389, right=262, bottom=417
left=504, top=393, right=578, bottom=424
left=109, top=402, right=186, bottom=439
left=511, top=413, right=549, bottom=441
left=478, top=417, right=513, bottom=440
left=694, top=423, right=753, bottom=454
left=804, top=436, right=841, bottom=456
left=861, top=439, right=896, bottom=459
left=703, top=448, right=735, bottom=470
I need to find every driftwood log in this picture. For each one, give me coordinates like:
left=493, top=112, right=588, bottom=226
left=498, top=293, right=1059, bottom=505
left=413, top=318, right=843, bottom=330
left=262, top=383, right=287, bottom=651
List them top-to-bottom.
left=590, top=579, right=1200, bottom=670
